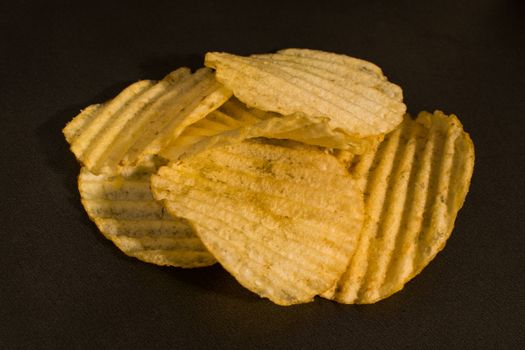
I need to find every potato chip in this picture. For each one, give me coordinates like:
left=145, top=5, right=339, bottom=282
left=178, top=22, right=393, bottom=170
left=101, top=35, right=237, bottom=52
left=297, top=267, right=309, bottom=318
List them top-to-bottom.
left=204, top=49, right=406, bottom=140
left=63, top=67, right=232, bottom=175
left=160, top=97, right=275, bottom=160
left=161, top=97, right=376, bottom=161
left=324, top=111, right=474, bottom=303
left=151, top=139, right=364, bottom=305
left=78, top=166, right=216, bottom=268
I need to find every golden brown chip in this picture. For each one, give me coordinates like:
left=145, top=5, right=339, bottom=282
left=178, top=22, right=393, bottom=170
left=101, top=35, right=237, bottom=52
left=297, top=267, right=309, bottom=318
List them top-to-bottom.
left=205, top=49, right=406, bottom=141
left=64, top=68, right=232, bottom=175
left=160, top=97, right=275, bottom=160
left=161, top=97, right=375, bottom=161
left=324, top=111, right=474, bottom=303
left=151, top=139, right=364, bottom=305
left=78, top=166, right=216, bottom=268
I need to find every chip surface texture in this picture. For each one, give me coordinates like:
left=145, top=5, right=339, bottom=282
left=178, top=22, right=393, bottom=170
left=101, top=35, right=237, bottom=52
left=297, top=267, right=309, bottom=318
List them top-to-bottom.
left=152, top=139, right=365, bottom=305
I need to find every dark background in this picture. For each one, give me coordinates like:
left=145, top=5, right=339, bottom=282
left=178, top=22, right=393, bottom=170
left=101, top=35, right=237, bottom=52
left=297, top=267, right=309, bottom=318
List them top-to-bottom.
left=1, top=0, right=524, bottom=348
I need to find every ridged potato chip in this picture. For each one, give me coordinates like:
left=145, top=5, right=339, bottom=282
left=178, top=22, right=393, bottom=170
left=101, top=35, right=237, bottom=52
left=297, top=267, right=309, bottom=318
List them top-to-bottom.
left=205, top=49, right=406, bottom=144
left=64, top=67, right=232, bottom=175
left=160, top=97, right=275, bottom=160
left=161, top=97, right=375, bottom=161
left=324, top=111, right=474, bottom=303
left=151, top=139, right=364, bottom=305
left=78, top=166, right=216, bottom=268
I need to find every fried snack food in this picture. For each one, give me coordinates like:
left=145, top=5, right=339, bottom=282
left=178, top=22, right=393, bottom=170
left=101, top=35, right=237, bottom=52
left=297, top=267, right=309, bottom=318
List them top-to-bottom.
left=61, top=48, right=475, bottom=306
left=205, top=48, right=406, bottom=151
left=64, top=68, right=231, bottom=175
left=161, top=96, right=375, bottom=161
left=160, top=97, right=275, bottom=160
left=323, top=111, right=474, bottom=303
left=151, top=139, right=364, bottom=305
left=78, top=166, right=216, bottom=267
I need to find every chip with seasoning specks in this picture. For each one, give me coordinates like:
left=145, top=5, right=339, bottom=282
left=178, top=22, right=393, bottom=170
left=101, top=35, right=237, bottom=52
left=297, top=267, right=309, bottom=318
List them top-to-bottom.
left=204, top=48, right=406, bottom=152
left=64, top=67, right=231, bottom=175
left=323, top=111, right=474, bottom=303
left=151, top=139, right=364, bottom=305
left=78, top=166, right=216, bottom=268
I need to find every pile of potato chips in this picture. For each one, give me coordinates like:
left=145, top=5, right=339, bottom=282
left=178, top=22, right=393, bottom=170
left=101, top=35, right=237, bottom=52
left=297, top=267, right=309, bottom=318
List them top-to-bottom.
left=64, top=49, right=474, bottom=305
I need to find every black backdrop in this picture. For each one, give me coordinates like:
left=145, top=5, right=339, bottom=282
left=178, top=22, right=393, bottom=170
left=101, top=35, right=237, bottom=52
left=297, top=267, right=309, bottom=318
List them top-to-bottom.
left=1, top=1, right=524, bottom=348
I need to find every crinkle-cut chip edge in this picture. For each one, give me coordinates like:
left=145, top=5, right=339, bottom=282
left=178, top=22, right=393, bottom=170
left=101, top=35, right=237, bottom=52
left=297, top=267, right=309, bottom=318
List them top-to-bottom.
left=276, top=48, right=384, bottom=77
left=107, top=231, right=217, bottom=268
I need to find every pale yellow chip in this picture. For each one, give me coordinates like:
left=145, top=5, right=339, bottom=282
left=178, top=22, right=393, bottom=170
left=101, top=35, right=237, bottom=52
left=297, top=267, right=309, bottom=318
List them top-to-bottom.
left=204, top=49, right=406, bottom=140
left=63, top=67, right=232, bottom=175
left=160, top=97, right=275, bottom=160
left=161, top=97, right=376, bottom=161
left=323, top=111, right=474, bottom=303
left=151, top=139, right=364, bottom=305
left=78, top=166, right=216, bottom=268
